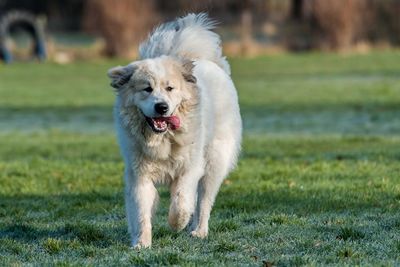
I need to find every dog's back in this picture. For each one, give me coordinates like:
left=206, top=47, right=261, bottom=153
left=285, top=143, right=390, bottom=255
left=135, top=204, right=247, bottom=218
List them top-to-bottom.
left=139, top=13, right=230, bottom=75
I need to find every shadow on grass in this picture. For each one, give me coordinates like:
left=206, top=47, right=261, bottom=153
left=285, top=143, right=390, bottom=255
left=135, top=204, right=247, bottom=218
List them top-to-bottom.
left=1, top=101, right=400, bottom=135
left=240, top=103, right=400, bottom=136
left=0, top=105, right=113, bottom=133
left=0, top=185, right=398, bottom=246
left=217, top=187, right=398, bottom=215
left=0, top=193, right=127, bottom=247
left=0, top=222, right=123, bottom=248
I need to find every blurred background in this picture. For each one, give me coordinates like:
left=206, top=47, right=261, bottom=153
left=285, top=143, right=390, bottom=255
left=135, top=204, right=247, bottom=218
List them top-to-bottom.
left=0, top=0, right=400, bottom=135
left=1, top=0, right=400, bottom=63
left=1, top=2, right=400, bottom=264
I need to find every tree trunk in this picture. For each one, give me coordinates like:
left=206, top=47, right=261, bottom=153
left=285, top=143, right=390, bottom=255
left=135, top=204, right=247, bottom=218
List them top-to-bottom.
left=83, top=0, right=159, bottom=58
left=291, top=0, right=304, bottom=20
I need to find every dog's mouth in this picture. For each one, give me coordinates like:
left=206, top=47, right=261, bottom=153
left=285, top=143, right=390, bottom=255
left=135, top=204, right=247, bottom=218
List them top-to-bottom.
left=144, top=115, right=180, bottom=133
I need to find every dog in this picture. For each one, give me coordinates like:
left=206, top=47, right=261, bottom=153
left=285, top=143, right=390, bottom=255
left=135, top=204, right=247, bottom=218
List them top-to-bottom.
left=107, top=13, right=242, bottom=248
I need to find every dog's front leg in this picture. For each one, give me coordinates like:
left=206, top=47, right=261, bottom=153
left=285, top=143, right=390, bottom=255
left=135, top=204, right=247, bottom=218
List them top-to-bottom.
left=168, top=165, right=204, bottom=231
left=124, top=168, right=157, bottom=248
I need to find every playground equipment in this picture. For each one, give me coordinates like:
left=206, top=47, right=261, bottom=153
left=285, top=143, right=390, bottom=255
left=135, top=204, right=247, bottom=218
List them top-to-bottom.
left=0, top=10, right=46, bottom=63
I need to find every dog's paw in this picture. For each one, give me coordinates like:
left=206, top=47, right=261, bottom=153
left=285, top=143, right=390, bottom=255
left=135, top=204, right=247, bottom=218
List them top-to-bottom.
left=168, top=194, right=193, bottom=231
left=168, top=208, right=191, bottom=231
left=188, top=220, right=198, bottom=233
left=190, top=228, right=208, bottom=239
left=131, top=235, right=151, bottom=249
left=131, top=240, right=151, bottom=249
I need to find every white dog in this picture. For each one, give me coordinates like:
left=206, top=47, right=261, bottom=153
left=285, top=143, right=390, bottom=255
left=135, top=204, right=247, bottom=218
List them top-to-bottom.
left=107, top=13, right=242, bottom=248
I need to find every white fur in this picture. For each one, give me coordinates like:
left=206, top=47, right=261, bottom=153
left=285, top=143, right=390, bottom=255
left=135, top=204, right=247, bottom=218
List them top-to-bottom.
left=110, top=13, right=241, bottom=248
left=139, top=13, right=231, bottom=75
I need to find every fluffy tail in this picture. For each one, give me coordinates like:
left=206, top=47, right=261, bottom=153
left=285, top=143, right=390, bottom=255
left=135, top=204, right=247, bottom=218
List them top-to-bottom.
left=139, top=13, right=230, bottom=75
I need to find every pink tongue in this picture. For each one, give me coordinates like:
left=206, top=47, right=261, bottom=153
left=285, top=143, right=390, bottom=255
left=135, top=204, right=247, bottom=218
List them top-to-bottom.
left=164, top=116, right=180, bottom=130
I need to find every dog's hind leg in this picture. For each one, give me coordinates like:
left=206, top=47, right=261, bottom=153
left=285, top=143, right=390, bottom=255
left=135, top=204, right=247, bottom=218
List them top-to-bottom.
left=190, top=138, right=237, bottom=238
left=124, top=168, right=158, bottom=248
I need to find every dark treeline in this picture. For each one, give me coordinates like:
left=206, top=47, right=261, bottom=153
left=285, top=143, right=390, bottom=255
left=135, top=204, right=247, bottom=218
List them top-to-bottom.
left=1, top=0, right=399, bottom=56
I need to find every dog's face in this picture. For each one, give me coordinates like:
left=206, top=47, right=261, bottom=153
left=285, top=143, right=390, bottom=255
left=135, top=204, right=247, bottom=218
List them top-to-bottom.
left=108, top=56, right=196, bottom=133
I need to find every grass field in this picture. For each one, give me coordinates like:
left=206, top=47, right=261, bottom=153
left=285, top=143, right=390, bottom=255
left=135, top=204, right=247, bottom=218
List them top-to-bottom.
left=1, top=51, right=400, bottom=266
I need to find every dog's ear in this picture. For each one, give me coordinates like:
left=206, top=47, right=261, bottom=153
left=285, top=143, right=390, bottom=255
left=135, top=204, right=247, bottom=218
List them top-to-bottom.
left=181, top=60, right=197, bottom=84
left=107, top=65, right=136, bottom=89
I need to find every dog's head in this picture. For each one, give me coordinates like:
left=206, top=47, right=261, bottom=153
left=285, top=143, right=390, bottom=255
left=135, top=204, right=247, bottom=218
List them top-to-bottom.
left=108, top=56, right=197, bottom=134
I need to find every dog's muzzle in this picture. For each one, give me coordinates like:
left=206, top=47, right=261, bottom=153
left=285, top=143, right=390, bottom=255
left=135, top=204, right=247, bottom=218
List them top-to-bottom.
left=144, top=115, right=180, bottom=133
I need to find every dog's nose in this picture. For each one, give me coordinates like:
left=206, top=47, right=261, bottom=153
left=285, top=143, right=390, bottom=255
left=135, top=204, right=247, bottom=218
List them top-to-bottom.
left=154, top=102, right=169, bottom=115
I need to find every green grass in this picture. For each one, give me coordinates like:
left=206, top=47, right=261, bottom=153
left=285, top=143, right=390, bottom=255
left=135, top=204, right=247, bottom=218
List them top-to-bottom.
left=1, top=51, right=400, bottom=266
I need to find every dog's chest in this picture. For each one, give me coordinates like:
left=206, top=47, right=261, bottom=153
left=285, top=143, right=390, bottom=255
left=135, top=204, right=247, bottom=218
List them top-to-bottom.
left=139, top=135, right=192, bottom=184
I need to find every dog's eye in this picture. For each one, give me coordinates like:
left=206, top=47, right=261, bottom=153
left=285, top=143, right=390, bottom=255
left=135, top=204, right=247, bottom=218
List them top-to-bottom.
left=166, top=86, right=174, bottom=92
left=143, top=87, right=153, bottom=93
